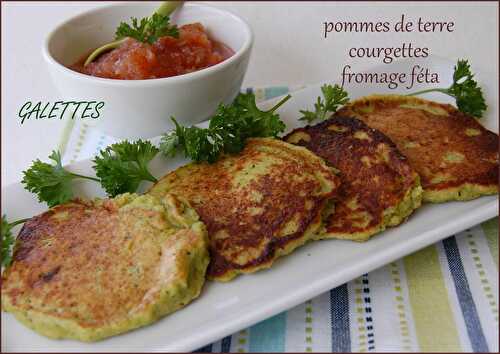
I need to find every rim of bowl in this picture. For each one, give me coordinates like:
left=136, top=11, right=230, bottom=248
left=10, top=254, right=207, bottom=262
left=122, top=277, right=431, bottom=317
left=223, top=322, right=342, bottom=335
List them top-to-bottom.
left=42, top=2, right=253, bottom=87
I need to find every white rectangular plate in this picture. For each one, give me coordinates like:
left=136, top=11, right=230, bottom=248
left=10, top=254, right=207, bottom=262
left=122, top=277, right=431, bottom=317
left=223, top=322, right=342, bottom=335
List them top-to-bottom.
left=2, top=57, right=498, bottom=352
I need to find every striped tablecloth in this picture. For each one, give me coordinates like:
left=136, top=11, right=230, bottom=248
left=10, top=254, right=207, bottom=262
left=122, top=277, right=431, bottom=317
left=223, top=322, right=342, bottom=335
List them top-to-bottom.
left=59, top=86, right=499, bottom=353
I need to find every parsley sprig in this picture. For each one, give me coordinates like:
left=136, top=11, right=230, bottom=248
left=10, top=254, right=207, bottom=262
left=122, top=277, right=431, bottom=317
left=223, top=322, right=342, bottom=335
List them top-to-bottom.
left=115, top=13, right=179, bottom=44
left=408, top=59, right=487, bottom=117
left=299, top=84, right=350, bottom=123
left=160, top=93, right=291, bottom=163
left=93, top=140, right=159, bottom=197
left=22, top=141, right=160, bottom=207
left=8, top=142, right=159, bottom=266
left=22, top=151, right=100, bottom=208
left=1, top=216, right=28, bottom=268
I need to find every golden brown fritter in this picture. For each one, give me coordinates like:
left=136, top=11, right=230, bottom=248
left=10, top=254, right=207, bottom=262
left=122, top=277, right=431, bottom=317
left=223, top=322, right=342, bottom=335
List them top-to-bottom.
left=336, top=95, right=499, bottom=202
left=285, top=116, right=422, bottom=241
left=148, top=138, right=340, bottom=281
left=1, top=193, right=209, bottom=341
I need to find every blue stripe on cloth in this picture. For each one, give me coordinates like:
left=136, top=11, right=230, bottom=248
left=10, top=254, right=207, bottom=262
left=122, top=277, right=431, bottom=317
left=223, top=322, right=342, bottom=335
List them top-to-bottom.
left=264, top=86, right=290, bottom=99
left=96, top=134, right=107, bottom=153
left=442, top=236, right=489, bottom=352
left=361, top=274, right=376, bottom=351
left=330, top=284, right=351, bottom=352
left=249, top=312, right=286, bottom=352
left=220, top=336, right=232, bottom=353
left=194, top=343, right=213, bottom=353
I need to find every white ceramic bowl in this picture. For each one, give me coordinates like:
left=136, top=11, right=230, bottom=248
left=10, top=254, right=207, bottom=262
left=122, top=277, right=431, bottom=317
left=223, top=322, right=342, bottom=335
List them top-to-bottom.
left=43, top=2, right=253, bottom=139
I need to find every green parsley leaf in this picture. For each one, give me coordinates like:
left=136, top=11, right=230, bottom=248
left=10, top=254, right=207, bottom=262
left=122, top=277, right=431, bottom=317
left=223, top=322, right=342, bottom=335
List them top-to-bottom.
left=115, top=13, right=179, bottom=44
left=408, top=59, right=487, bottom=118
left=448, top=60, right=487, bottom=117
left=299, top=84, right=350, bottom=122
left=160, top=93, right=291, bottom=163
left=160, top=127, right=180, bottom=158
left=93, top=140, right=159, bottom=197
left=22, top=151, right=99, bottom=207
left=1, top=216, right=28, bottom=268
left=1, top=216, right=15, bottom=268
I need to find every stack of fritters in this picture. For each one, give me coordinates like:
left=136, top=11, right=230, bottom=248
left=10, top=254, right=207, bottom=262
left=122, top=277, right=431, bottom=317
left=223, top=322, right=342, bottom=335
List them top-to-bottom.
left=3, top=94, right=498, bottom=343
left=336, top=95, right=499, bottom=202
left=285, top=116, right=423, bottom=241
left=148, top=138, right=341, bottom=281
left=1, top=193, right=209, bottom=341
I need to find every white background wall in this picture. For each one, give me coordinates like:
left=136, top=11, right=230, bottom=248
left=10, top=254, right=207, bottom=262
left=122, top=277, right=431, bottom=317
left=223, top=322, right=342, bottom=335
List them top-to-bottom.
left=2, top=1, right=498, bottom=186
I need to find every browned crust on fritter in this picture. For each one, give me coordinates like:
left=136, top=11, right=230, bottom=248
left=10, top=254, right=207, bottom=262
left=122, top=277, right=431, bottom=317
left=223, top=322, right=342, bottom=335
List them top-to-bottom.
left=337, top=95, right=499, bottom=197
left=285, top=116, right=420, bottom=239
left=148, top=138, right=340, bottom=281
left=1, top=196, right=207, bottom=338
left=207, top=196, right=328, bottom=279
left=2, top=199, right=156, bottom=325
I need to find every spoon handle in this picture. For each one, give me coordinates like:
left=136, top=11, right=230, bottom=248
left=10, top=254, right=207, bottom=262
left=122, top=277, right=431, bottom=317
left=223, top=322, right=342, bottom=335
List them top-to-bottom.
left=156, top=1, right=183, bottom=16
